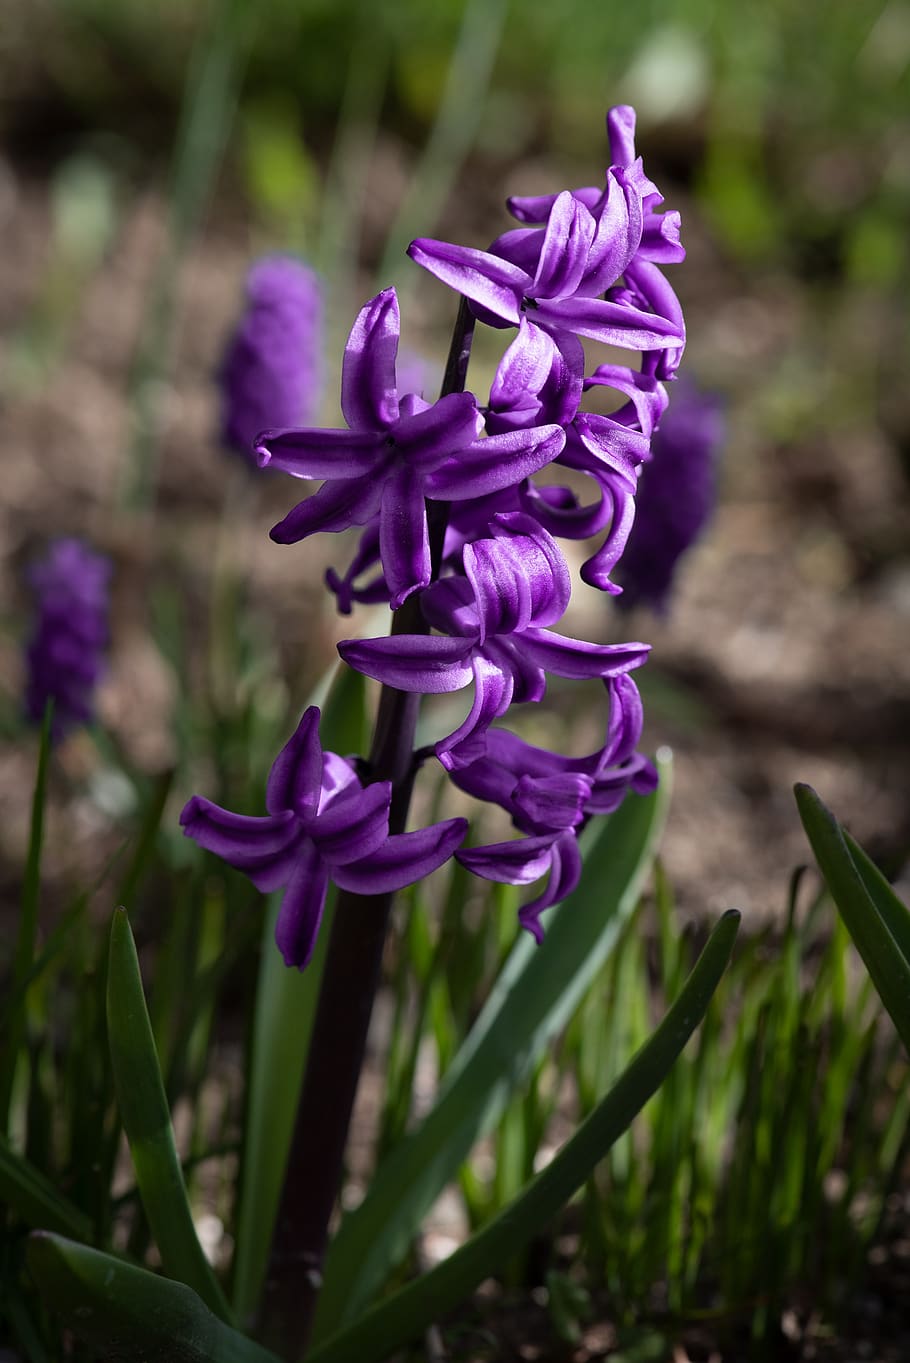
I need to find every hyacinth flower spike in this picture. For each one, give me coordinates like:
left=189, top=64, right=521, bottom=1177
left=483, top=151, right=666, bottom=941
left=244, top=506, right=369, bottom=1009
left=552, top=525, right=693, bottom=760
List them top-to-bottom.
left=256, top=288, right=566, bottom=609
left=338, top=514, right=649, bottom=769
left=25, top=538, right=111, bottom=742
left=180, top=706, right=467, bottom=968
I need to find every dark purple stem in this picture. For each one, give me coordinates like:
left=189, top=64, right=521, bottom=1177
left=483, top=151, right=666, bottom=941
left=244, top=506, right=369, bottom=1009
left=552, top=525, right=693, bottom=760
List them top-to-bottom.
left=258, top=297, right=475, bottom=1357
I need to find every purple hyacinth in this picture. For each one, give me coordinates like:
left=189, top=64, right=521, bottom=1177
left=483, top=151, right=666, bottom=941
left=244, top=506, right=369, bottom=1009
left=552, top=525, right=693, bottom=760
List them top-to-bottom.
left=220, top=256, right=324, bottom=463
left=256, top=288, right=566, bottom=609
left=617, top=379, right=725, bottom=614
left=338, top=514, right=649, bottom=770
left=24, top=538, right=111, bottom=742
left=452, top=674, right=656, bottom=940
left=180, top=706, right=467, bottom=969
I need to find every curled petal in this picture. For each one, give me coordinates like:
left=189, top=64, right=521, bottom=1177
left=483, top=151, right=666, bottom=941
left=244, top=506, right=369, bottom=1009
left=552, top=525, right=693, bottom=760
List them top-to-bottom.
left=606, top=104, right=637, bottom=166
left=581, top=167, right=644, bottom=295
left=507, top=185, right=601, bottom=224
left=530, top=191, right=596, bottom=300
left=407, top=238, right=526, bottom=325
left=341, top=288, right=401, bottom=431
left=535, top=294, right=683, bottom=351
left=392, top=391, right=483, bottom=468
left=426, top=423, right=565, bottom=501
left=255, top=428, right=384, bottom=480
left=380, top=466, right=431, bottom=609
left=270, top=476, right=383, bottom=544
left=579, top=487, right=637, bottom=593
left=520, top=628, right=649, bottom=680
left=338, top=633, right=475, bottom=694
left=437, top=653, right=514, bottom=770
left=600, top=674, right=646, bottom=769
left=266, top=706, right=324, bottom=819
left=512, top=772, right=593, bottom=833
left=310, top=778, right=391, bottom=864
left=180, top=797, right=301, bottom=892
left=332, top=817, right=468, bottom=895
left=457, top=831, right=560, bottom=886
left=518, top=833, right=583, bottom=943
left=275, top=841, right=330, bottom=970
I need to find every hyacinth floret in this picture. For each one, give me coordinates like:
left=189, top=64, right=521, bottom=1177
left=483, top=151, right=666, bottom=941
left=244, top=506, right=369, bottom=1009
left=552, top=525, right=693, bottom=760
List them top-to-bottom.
left=182, top=103, right=689, bottom=959
left=25, top=538, right=111, bottom=742
left=181, top=707, right=466, bottom=969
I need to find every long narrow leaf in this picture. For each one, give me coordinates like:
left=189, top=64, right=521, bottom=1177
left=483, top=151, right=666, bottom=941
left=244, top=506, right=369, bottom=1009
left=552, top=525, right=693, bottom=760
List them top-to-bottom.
left=231, top=663, right=367, bottom=1324
left=0, top=704, right=52, bottom=1127
left=314, top=753, right=672, bottom=1338
left=795, top=784, right=910, bottom=1053
left=843, top=830, right=910, bottom=965
left=106, top=908, right=232, bottom=1321
left=309, top=911, right=741, bottom=1363
left=0, top=1135, right=92, bottom=1240
left=27, top=1233, right=280, bottom=1363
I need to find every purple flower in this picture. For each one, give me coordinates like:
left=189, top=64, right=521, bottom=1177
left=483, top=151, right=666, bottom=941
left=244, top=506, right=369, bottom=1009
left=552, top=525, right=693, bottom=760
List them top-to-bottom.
left=408, top=187, right=683, bottom=354
left=220, top=256, right=324, bottom=463
left=256, top=288, right=566, bottom=609
left=617, top=380, right=725, bottom=613
left=338, top=514, right=649, bottom=769
left=24, top=538, right=111, bottom=741
left=452, top=675, right=657, bottom=941
left=180, top=707, right=467, bottom=969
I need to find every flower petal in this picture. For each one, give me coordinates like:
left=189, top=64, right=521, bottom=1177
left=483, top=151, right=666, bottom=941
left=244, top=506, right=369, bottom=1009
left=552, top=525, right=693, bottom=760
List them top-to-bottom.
left=530, top=191, right=596, bottom=301
left=407, top=238, right=526, bottom=325
left=341, top=288, right=401, bottom=431
left=535, top=294, right=683, bottom=351
left=392, top=391, right=482, bottom=468
left=426, top=424, right=566, bottom=501
left=255, top=428, right=385, bottom=479
left=380, top=465, right=431, bottom=609
left=270, top=476, right=384, bottom=544
left=520, top=628, right=649, bottom=679
left=338, top=633, right=475, bottom=694
left=436, top=653, right=514, bottom=770
left=266, top=706, right=324, bottom=818
left=512, top=772, right=593, bottom=833
left=310, top=777, right=391, bottom=865
left=180, top=797, right=301, bottom=892
left=332, top=817, right=468, bottom=894
left=457, top=831, right=560, bottom=886
left=518, top=832, right=583, bottom=943
left=274, top=841, right=330, bottom=969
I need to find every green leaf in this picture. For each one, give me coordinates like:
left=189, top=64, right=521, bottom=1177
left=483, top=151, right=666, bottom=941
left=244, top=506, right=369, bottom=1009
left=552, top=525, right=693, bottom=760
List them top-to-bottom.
left=231, top=663, right=367, bottom=1325
left=0, top=703, right=52, bottom=1127
left=314, top=753, right=672, bottom=1339
left=795, top=784, right=910, bottom=1054
left=843, top=830, right=910, bottom=967
left=106, top=908, right=232, bottom=1321
left=309, top=910, right=740, bottom=1363
left=0, top=1135, right=93, bottom=1240
left=27, top=1233, right=280, bottom=1363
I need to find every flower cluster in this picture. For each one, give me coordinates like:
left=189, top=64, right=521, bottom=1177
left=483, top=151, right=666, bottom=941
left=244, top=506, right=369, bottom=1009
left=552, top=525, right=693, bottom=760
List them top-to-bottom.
left=183, top=106, right=688, bottom=965
left=219, top=256, right=324, bottom=465
left=24, top=538, right=111, bottom=742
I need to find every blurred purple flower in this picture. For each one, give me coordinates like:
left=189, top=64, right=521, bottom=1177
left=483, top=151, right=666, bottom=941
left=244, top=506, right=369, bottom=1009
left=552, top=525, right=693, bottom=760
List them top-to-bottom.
left=220, top=256, right=324, bottom=463
left=617, top=380, right=725, bottom=613
left=24, top=538, right=111, bottom=741
left=180, top=706, right=467, bottom=969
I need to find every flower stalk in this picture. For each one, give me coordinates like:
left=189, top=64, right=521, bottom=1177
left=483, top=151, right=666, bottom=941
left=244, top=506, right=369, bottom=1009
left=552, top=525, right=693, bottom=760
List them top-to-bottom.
left=257, top=299, right=476, bottom=1357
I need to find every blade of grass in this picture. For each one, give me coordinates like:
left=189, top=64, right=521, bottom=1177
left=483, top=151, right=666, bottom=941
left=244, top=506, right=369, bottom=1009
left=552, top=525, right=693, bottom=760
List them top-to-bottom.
left=0, top=704, right=52, bottom=1129
left=314, top=753, right=672, bottom=1338
left=795, top=784, right=910, bottom=1053
left=843, top=830, right=910, bottom=964
left=106, top=908, right=232, bottom=1322
left=309, top=910, right=740, bottom=1363
left=0, top=1135, right=92, bottom=1240
left=26, top=1233, right=280, bottom=1363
